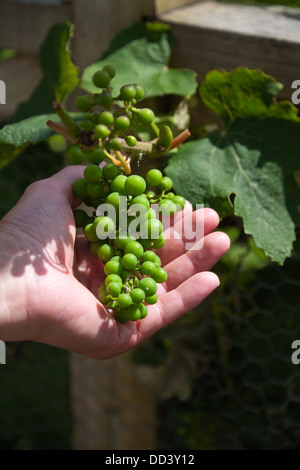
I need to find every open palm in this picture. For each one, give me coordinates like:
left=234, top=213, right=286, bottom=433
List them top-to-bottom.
left=0, top=166, right=230, bottom=359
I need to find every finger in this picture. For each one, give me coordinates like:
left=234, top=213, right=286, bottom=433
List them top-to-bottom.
left=41, top=165, right=86, bottom=208
left=157, top=207, right=220, bottom=266
left=159, top=231, right=230, bottom=293
left=73, top=236, right=105, bottom=295
left=136, top=271, right=220, bottom=341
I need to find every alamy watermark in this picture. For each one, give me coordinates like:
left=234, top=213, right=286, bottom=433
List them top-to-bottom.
left=0, top=80, right=6, bottom=104
left=291, top=80, right=300, bottom=105
left=94, top=200, right=205, bottom=250
left=0, top=340, right=6, bottom=364
left=291, top=340, right=300, bottom=365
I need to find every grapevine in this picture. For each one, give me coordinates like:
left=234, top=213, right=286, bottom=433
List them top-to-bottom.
left=46, top=65, right=190, bottom=323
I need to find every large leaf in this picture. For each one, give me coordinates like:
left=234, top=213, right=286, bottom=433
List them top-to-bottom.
left=12, top=22, right=79, bottom=123
left=81, top=22, right=197, bottom=99
left=165, top=68, right=300, bottom=265
left=0, top=112, right=82, bottom=149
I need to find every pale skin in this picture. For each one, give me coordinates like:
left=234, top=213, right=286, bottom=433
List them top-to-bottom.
left=0, top=166, right=230, bottom=359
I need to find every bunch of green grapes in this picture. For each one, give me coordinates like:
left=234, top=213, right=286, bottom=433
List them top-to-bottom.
left=65, top=65, right=186, bottom=322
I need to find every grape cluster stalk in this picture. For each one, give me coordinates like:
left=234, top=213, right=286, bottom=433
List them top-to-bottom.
left=47, top=65, right=188, bottom=323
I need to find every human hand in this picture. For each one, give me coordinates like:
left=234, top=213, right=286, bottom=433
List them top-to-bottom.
left=0, top=166, right=230, bottom=359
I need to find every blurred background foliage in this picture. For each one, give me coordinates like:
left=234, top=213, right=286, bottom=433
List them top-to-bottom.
left=0, top=0, right=300, bottom=450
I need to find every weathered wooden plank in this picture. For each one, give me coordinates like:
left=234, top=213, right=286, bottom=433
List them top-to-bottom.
left=71, top=0, right=155, bottom=70
left=155, top=0, right=198, bottom=14
left=0, top=1, right=73, bottom=55
left=159, top=1, right=300, bottom=100
left=0, top=56, right=41, bottom=120
left=70, top=352, right=157, bottom=450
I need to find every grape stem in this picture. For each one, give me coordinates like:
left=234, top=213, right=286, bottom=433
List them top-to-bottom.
left=52, top=102, right=81, bottom=138
left=46, top=120, right=77, bottom=143
left=119, top=129, right=191, bottom=156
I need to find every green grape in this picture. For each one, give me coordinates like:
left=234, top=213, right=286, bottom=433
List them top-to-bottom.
left=103, top=64, right=116, bottom=79
left=93, top=69, right=111, bottom=89
left=120, top=84, right=136, bottom=101
left=134, top=85, right=145, bottom=101
left=95, top=91, right=113, bottom=108
left=75, top=95, right=93, bottom=112
left=138, top=108, right=155, bottom=125
left=98, top=111, right=114, bottom=126
left=115, top=115, right=130, bottom=131
left=82, top=119, right=94, bottom=131
left=94, top=124, right=110, bottom=139
left=157, top=125, right=173, bottom=150
left=125, top=135, right=137, bottom=147
left=109, top=137, right=123, bottom=151
left=67, top=145, right=85, bottom=164
left=87, top=148, right=106, bottom=164
left=102, top=163, right=119, bottom=181
left=84, top=164, right=102, bottom=182
left=146, top=169, right=163, bottom=187
left=110, top=175, right=127, bottom=194
left=125, top=175, right=146, bottom=196
left=159, top=176, right=173, bottom=191
left=73, top=178, right=88, bottom=199
left=86, top=181, right=104, bottom=198
left=106, top=191, right=122, bottom=211
left=130, top=195, right=150, bottom=211
left=172, top=195, right=186, bottom=210
left=159, top=199, right=177, bottom=216
left=73, top=209, right=89, bottom=227
left=94, top=216, right=115, bottom=238
left=142, top=218, right=163, bottom=239
left=84, top=223, right=99, bottom=242
left=114, top=231, right=133, bottom=250
left=152, top=233, right=166, bottom=249
left=139, top=238, right=152, bottom=250
left=124, top=240, right=144, bottom=259
left=89, top=241, right=102, bottom=256
left=97, top=243, right=115, bottom=262
left=141, top=250, right=157, bottom=263
left=121, top=253, right=138, bottom=270
left=110, top=255, right=122, bottom=263
left=154, top=255, right=161, bottom=266
left=104, top=260, right=123, bottom=276
left=141, top=261, right=156, bottom=276
left=152, top=267, right=168, bottom=283
left=105, top=274, right=123, bottom=286
left=139, top=277, right=157, bottom=297
left=107, top=281, right=122, bottom=297
left=98, top=284, right=108, bottom=304
left=130, top=288, right=145, bottom=304
left=117, top=293, right=132, bottom=309
left=145, top=293, right=158, bottom=305
left=139, top=303, right=148, bottom=319
left=126, top=304, right=143, bottom=321
left=114, top=309, right=129, bottom=322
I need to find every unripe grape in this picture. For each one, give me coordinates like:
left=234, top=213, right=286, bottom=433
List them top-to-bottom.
left=103, top=64, right=116, bottom=79
left=93, top=69, right=111, bottom=89
left=120, top=84, right=136, bottom=101
left=134, top=84, right=145, bottom=101
left=95, top=91, right=113, bottom=108
left=75, top=95, right=93, bottom=112
left=138, top=108, right=155, bottom=125
left=98, top=111, right=114, bottom=126
left=115, top=115, right=130, bottom=131
left=94, top=124, right=110, bottom=139
left=125, top=135, right=137, bottom=147
left=67, top=145, right=85, bottom=164
left=87, top=148, right=106, bottom=164
left=102, top=163, right=119, bottom=181
left=84, top=164, right=102, bottom=182
left=146, top=169, right=163, bottom=187
left=110, top=175, right=127, bottom=194
left=125, top=175, right=146, bottom=196
left=159, top=176, right=173, bottom=191
left=73, top=178, right=88, bottom=199
left=121, top=253, right=138, bottom=270
left=117, top=293, right=133, bottom=309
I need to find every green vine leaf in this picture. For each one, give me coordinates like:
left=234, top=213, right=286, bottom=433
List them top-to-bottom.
left=81, top=22, right=197, bottom=99
left=165, top=68, right=300, bottom=265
